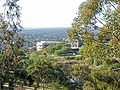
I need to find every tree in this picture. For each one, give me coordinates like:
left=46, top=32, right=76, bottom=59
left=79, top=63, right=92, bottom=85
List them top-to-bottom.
left=0, top=0, right=24, bottom=89
left=67, top=0, right=120, bottom=89
left=68, top=0, right=120, bottom=63
left=25, top=54, right=67, bottom=90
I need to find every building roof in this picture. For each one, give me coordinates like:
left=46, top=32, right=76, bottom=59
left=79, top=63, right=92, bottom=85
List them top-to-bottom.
left=36, top=41, right=59, bottom=46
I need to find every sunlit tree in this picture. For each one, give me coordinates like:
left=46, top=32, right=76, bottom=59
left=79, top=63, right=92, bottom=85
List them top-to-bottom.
left=67, top=0, right=120, bottom=89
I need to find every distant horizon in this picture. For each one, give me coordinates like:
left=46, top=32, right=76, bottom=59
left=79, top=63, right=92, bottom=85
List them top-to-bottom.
left=23, top=27, right=70, bottom=30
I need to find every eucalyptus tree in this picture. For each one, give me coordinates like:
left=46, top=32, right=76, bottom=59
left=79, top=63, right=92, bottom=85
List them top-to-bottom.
left=0, top=0, right=24, bottom=89
left=67, top=0, right=120, bottom=89
left=68, top=0, right=120, bottom=64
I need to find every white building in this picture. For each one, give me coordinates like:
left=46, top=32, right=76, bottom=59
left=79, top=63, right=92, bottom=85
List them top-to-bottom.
left=64, top=37, right=82, bottom=50
left=70, top=40, right=80, bottom=49
left=36, top=41, right=59, bottom=51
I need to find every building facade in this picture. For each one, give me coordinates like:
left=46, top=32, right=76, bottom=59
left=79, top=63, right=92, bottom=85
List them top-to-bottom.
left=36, top=41, right=59, bottom=51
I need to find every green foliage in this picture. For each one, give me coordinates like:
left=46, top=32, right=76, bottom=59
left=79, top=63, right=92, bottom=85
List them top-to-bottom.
left=0, top=0, right=26, bottom=89
left=67, top=0, right=120, bottom=89
left=44, top=42, right=71, bottom=56
left=54, top=46, right=71, bottom=56
left=24, top=52, right=69, bottom=89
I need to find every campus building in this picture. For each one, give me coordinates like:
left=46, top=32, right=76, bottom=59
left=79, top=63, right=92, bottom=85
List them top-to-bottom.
left=36, top=41, right=59, bottom=51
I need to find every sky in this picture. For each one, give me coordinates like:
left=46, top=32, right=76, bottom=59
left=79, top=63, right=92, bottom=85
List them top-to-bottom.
left=19, top=0, right=85, bottom=28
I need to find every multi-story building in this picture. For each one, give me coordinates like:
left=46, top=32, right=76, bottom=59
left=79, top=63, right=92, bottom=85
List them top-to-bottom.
left=36, top=41, right=59, bottom=51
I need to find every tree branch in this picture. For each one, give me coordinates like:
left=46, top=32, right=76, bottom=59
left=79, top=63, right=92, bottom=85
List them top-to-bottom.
left=109, top=2, right=120, bottom=13
left=94, top=15, right=106, bottom=27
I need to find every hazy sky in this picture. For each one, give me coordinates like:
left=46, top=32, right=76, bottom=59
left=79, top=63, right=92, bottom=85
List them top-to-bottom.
left=19, top=0, right=85, bottom=28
